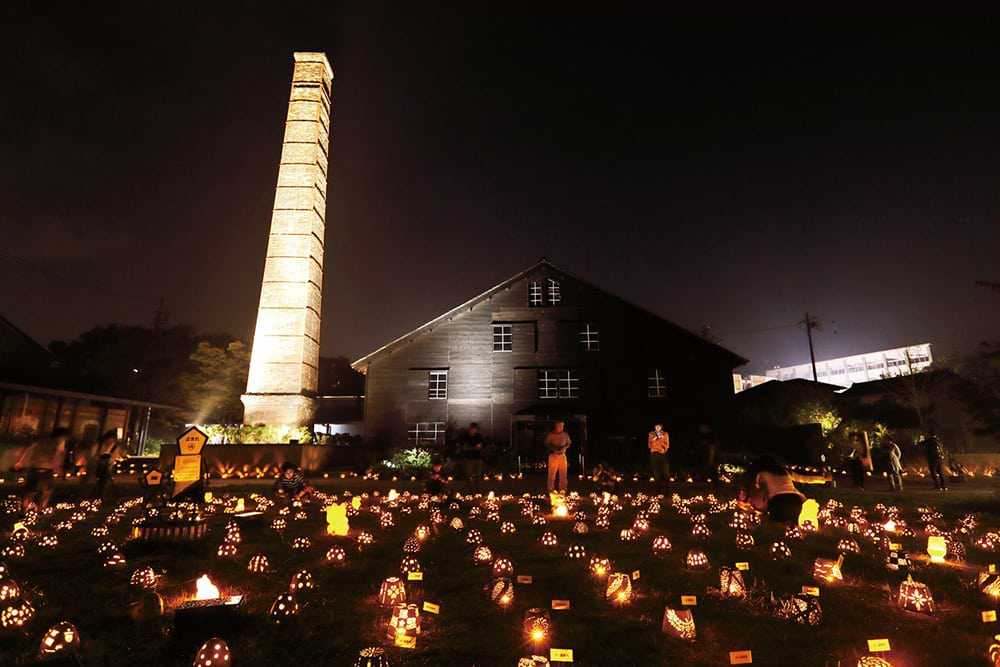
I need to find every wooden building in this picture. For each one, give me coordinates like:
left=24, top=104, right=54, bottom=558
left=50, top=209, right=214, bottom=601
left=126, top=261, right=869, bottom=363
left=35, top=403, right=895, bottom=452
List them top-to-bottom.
left=351, top=260, right=747, bottom=467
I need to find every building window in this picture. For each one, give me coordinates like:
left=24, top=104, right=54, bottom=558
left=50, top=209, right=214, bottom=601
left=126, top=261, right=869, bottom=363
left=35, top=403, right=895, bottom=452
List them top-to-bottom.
left=547, top=279, right=561, bottom=305
left=528, top=281, right=544, bottom=307
left=580, top=323, right=600, bottom=351
left=493, top=324, right=512, bottom=351
left=648, top=369, right=666, bottom=398
left=428, top=370, right=448, bottom=400
left=538, top=370, right=579, bottom=399
left=408, top=422, right=445, bottom=445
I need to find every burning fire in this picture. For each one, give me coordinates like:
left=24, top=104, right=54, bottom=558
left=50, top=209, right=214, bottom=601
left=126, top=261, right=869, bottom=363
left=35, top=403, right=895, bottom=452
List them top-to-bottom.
left=195, top=574, right=220, bottom=600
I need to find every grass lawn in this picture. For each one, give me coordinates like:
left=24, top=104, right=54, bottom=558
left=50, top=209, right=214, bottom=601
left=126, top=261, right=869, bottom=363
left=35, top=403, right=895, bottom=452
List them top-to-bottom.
left=1, top=473, right=999, bottom=666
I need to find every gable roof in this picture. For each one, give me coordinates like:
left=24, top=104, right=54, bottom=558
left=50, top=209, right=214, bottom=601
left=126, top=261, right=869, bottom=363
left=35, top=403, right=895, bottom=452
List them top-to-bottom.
left=351, top=259, right=748, bottom=371
left=0, top=315, right=51, bottom=360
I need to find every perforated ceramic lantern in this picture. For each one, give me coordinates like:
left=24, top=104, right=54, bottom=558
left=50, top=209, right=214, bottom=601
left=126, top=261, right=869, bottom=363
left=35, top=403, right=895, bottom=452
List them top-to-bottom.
left=449, top=517, right=465, bottom=532
left=271, top=518, right=287, bottom=531
left=501, top=521, right=516, bottom=535
left=690, top=523, right=711, bottom=541
left=466, top=529, right=483, bottom=545
left=540, top=532, right=558, bottom=548
left=735, top=532, right=754, bottom=550
left=37, top=534, right=57, bottom=549
left=650, top=535, right=672, bottom=557
left=291, top=536, right=311, bottom=552
left=837, top=539, right=861, bottom=555
left=770, top=541, right=792, bottom=560
left=217, top=543, right=237, bottom=558
left=1, top=544, right=25, bottom=559
left=566, top=544, right=587, bottom=560
left=325, top=546, right=346, bottom=566
left=686, top=549, right=709, bottom=570
left=885, top=550, right=911, bottom=573
left=104, top=552, right=127, bottom=569
left=248, top=554, right=270, bottom=574
left=813, top=554, right=844, bottom=584
left=589, top=555, right=611, bottom=578
left=400, top=556, right=421, bottom=575
left=492, top=557, right=514, bottom=577
left=0, top=562, right=7, bottom=578
left=130, top=566, right=158, bottom=589
left=719, top=566, right=746, bottom=599
left=289, top=569, right=315, bottom=593
left=978, top=570, right=1000, bottom=598
left=606, top=572, right=633, bottom=604
left=898, top=575, right=935, bottom=614
left=378, top=577, right=406, bottom=607
left=491, top=577, right=514, bottom=607
left=0, top=578, right=19, bottom=602
left=269, top=592, right=300, bottom=624
left=774, top=593, right=822, bottom=625
left=0, top=599, right=34, bottom=628
left=387, top=603, right=420, bottom=639
left=523, top=607, right=551, bottom=644
left=661, top=607, right=696, bottom=640
left=38, top=621, right=80, bottom=657
left=193, top=637, right=230, bottom=667
left=354, top=646, right=388, bottom=667
left=518, top=656, right=551, bottom=667
left=856, top=658, right=894, bottom=667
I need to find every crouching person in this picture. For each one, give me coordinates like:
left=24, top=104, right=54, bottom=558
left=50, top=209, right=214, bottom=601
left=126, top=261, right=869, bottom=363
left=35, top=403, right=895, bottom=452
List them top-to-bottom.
left=274, top=462, right=315, bottom=502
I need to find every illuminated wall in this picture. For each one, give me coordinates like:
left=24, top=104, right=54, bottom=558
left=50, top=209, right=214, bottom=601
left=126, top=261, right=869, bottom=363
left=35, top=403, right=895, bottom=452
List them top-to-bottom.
left=242, top=52, right=333, bottom=426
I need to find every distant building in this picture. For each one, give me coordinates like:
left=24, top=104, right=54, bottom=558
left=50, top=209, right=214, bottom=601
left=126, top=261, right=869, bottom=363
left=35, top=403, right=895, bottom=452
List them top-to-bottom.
left=351, top=259, right=747, bottom=466
left=765, top=343, right=932, bottom=388
left=733, top=374, right=774, bottom=393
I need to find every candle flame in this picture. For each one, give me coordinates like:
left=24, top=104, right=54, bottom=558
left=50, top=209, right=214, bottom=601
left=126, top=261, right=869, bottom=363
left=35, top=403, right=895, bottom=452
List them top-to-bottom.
left=195, top=574, right=220, bottom=600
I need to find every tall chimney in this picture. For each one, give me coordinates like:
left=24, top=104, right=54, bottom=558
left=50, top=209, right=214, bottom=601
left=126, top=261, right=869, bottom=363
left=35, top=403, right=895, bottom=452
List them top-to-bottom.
left=242, top=52, right=332, bottom=426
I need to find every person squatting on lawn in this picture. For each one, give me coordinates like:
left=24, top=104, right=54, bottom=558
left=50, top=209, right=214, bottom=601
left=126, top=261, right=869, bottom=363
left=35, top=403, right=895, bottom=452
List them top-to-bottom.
left=545, top=420, right=571, bottom=494
left=459, top=422, right=484, bottom=494
left=648, top=422, right=670, bottom=492
left=15, top=427, right=69, bottom=512
left=921, top=428, right=948, bottom=491
left=886, top=439, right=903, bottom=492
left=738, top=455, right=830, bottom=523
left=274, top=462, right=315, bottom=502
left=591, top=463, right=620, bottom=494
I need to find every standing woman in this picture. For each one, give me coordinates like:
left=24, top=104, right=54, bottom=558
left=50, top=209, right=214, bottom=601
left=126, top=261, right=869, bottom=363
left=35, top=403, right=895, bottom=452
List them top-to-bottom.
left=647, top=423, right=670, bottom=492
left=886, top=440, right=903, bottom=492
left=739, top=456, right=829, bottom=523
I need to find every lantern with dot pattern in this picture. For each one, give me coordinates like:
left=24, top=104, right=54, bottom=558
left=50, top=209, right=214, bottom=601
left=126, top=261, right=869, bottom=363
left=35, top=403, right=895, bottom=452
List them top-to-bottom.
left=449, top=517, right=464, bottom=532
left=271, top=518, right=287, bottom=531
left=501, top=521, right=516, bottom=535
left=572, top=521, right=589, bottom=535
left=690, top=523, right=711, bottom=541
left=619, top=528, right=637, bottom=543
left=466, top=529, right=483, bottom=545
left=357, top=531, right=374, bottom=550
left=540, top=532, right=557, bottom=548
left=735, top=532, right=754, bottom=550
left=37, top=534, right=57, bottom=549
left=291, top=536, right=311, bottom=551
left=403, top=536, right=421, bottom=554
left=652, top=536, right=672, bottom=557
left=837, top=539, right=861, bottom=555
left=771, top=541, right=792, bottom=560
left=217, top=542, right=237, bottom=558
left=1, top=544, right=25, bottom=559
left=566, top=544, right=586, bottom=560
left=325, top=546, right=346, bottom=566
left=686, top=549, right=709, bottom=570
left=104, top=552, right=127, bottom=569
left=247, top=554, right=270, bottom=574
left=589, top=555, right=610, bottom=578
left=400, top=556, right=421, bottom=575
left=492, top=557, right=514, bottom=577
left=130, top=566, right=158, bottom=589
left=289, top=569, right=315, bottom=593
left=0, top=578, right=19, bottom=602
left=269, top=592, right=299, bottom=624
left=1, top=598, right=34, bottom=628
left=193, top=637, right=230, bottom=667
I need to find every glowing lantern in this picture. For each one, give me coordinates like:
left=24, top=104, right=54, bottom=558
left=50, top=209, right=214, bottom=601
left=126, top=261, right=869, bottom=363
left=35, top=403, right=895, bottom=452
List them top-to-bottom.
left=233, top=498, right=245, bottom=513
left=532, top=514, right=547, bottom=526
left=449, top=517, right=465, bottom=532
left=271, top=518, right=287, bottom=531
left=572, top=520, right=589, bottom=535
left=501, top=521, right=516, bottom=535
left=690, top=523, right=711, bottom=541
left=414, top=524, right=431, bottom=541
left=785, top=525, right=803, bottom=541
left=619, top=528, right=638, bottom=542
left=466, top=529, right=484, bottom=545
left=357, top=532, right=374, bottom=550
left=540, top=532, right=558, bottom=548
left=735, top=532, right=755, bottom=551
left=37, top=534, right=58, bottom=548
left=926, top=535, right=947, bottom=563
left=291, top=536, right=311, bottom=551
left=652, top=536, right=672, bottom=556
left=837, top=539, right=861, bottom=555
left=97, top=541, right=118, bottom=556
left=770, top=541, right=791, bottom=560
left=217, top=543, right=238, bottom=558
left=566, top=544, right=587, bottom=560
left=1, top=545, right=25, bottom=559
left=325, top=546, right=346, bottom=566
left=473, top=546, right=494, bottom=565
left=686, top=549, right=709, bottom=570
left=885, top=550, right=910, bottom=572
left=104, top=552, right=127, bottom=569
left=590, top=555, right=611, bottom=578
left=813, top=555, right=844, bottom=583
left=400, top=556, right=421, bottom=575
left=492, top=557, right=514, bottom=577
left=0, top=562, right=7, bottom=578
left=130, top=566, right=158, bottom=589
left=719, top=566, right=746, bottom=599
left=289, top=569, right=315, bottom=593
left=979, top=570, right=1000, bottom=598
left=606, top=572, right=633, bottom=604
left=195, top=575, right=220, bottom=600
left=898, top=575, right=935, bottom=613
left=378, top=577, right=407, bottom=607
left=490, top=577, right=514, bottom=607
left=0, top=578, right=19, bottom=602
left=269, top=592, right=299, bottom=624
left=774, top=593, right=822, bottom=625
left=1, top=599, right=35, bottom=628
left=387, top=603, right=420, bottom=639
left=523, top=607, right=551, bottom=644
left=661, top=607, right=696, bottom=640
left=39, top=621, right=80, bottom=657
left=991, top=634, right=1000, bottom=667
left=193, top=637, right=230, bottom=667
left=355, top=646, right=387, bottom=667
left=518, top=657, right=550, bottom=667
left=856, top=658, right=894, bottom=667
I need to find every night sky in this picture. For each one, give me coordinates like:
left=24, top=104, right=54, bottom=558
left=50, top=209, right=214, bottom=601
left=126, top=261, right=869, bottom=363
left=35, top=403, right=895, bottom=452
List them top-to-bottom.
left=2, top=5, right=998, bottom=374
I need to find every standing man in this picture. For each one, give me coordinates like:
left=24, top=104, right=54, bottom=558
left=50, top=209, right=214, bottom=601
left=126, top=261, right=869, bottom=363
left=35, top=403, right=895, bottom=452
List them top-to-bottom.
left=544, top=420, right=571, bottom=495
left=460, top=422, right=484, bottom=494
left=648, top=422, right=670, bottom=492
left=14, top=427, right=69, bottom=511
left=921, top=429, right=948, bottom=491
left=90, top=430, right=119, bottom=500
left=886, top=439, right=903, bottom=492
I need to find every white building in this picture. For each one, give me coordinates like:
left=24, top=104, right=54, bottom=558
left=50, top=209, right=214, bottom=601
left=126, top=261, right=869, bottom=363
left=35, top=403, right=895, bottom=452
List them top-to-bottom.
left=764, top=343, right=933, bottom=388
left=732, top=374, right=775, bottom=393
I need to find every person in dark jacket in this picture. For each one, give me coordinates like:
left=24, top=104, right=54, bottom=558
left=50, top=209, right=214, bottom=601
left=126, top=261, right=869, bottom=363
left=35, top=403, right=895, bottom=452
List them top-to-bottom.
left=459, top=423, right=484, bottom=494
left=921, top=429, right=948, bottom=491
left=274, top=462, right=314, bottom=501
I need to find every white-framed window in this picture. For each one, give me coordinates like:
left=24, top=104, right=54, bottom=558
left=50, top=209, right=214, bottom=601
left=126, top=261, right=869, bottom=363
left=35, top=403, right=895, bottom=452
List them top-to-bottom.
left=547, top=279, right=561, bottom=305
left=528, top=281, right=544, bottom=307
left=580, top=323, right=600, bottom=351
left=493, top=324, right=512, bottom=352
left=648, top=369, right=666, bottom=398
left=428, top=370, right=448, bottom=400
left=538, top=370, right=579, bottom=399
left=408, top=421, right=446, bottom=445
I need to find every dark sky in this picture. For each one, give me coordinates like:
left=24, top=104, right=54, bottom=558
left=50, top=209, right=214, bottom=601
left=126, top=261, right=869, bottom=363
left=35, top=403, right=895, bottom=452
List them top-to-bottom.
left=2, top=4, right=999, bottom=374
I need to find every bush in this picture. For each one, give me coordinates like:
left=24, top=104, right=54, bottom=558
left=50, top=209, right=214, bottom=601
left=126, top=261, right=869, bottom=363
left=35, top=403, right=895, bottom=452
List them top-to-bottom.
left=200, top=424, right=313, bottom=444
left=379, top=447, right=435, bottom=476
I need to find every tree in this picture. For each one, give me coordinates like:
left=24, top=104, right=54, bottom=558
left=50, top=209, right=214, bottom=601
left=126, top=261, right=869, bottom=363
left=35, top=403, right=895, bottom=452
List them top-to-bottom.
left=180, top=340, right=250, bottom=424
left=960, top=340, right=1000, bottom=438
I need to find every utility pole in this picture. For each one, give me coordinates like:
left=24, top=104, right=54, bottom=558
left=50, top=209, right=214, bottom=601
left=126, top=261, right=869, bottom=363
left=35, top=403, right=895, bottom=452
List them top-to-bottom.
left=800, top=312, right=820, bottom=382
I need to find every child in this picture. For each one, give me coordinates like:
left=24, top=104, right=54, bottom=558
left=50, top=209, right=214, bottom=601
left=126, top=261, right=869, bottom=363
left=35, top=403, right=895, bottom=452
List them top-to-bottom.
left=738, top=456, right=829, bottom=523
left=274, top=462, right=314, bottom=501
left=425, top=463, right=447, bottom=495
left=591, top=463, right=620, bottom=494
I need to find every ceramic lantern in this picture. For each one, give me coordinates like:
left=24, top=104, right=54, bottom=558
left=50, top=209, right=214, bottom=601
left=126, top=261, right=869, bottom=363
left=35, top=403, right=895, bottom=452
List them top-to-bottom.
left=661, top=607, right=696, bottom=640
left=192, top=637, right=230, bottom=667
